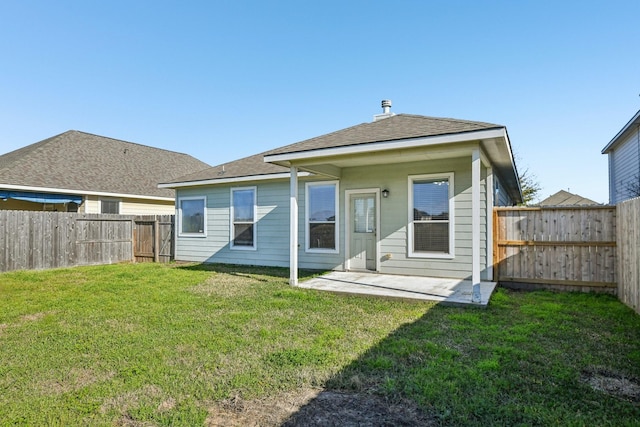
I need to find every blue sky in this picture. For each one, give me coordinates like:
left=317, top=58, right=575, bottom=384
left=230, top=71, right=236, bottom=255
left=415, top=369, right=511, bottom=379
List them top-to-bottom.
left=1, top=1, right=639, bottom=204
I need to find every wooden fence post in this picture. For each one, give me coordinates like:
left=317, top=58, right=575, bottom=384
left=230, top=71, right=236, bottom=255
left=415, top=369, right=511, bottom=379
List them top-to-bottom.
left=154, top=217, right=160, bottom=263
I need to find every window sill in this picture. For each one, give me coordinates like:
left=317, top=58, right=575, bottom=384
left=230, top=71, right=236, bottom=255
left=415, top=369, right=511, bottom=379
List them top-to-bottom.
left=178, top=233, right=207, bottom=238
left=231, top=246, right=257, bottom=251
left=305, top=248, right=339, bottom=254
left=408, top=252, right=455, bottom=259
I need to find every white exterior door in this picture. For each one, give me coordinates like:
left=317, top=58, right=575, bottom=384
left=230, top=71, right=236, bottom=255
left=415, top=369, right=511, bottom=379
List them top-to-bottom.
left=349, top=193, right=377, bottom=271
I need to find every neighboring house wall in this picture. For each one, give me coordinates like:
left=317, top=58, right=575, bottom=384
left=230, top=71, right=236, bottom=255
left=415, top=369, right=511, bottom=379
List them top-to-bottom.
left=608, top=126, right=640, bottom=204
left=175, top=156, right=496, bottom=280
left=495, top=175, right=514, bottom=206
left=83, top=195, right=175, bottom=215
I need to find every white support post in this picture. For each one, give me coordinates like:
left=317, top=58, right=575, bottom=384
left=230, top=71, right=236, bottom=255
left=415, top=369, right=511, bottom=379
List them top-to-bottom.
left=472, top=149, right=481, bottom=303
left=289, top=166, right=299, bottom=286
left=486, top=167, right=494, bottom=281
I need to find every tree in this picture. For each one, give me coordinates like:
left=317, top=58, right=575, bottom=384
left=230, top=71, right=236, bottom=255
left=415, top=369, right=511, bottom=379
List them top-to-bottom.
left=518, top=167, right=542, bottom=205
left=624, top=174, right=640, bottom=199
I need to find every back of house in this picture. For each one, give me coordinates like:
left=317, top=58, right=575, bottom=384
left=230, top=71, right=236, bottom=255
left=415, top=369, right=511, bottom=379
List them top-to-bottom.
left=161, top=101, right=522, bottom=284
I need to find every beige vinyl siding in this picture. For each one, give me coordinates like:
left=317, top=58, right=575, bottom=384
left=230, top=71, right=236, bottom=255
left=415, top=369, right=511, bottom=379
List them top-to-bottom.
left=609, top=127, right=640, bottom=204
left=175, top=181, right=290, bottom=267
left=82, top=195, right=174, bottom=215
left=82, top=196, right=99, bottom=213
left=119, top=199, right=175, bottom=215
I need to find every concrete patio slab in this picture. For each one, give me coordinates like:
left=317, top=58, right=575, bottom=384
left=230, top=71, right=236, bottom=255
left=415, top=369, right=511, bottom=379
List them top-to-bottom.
left=298, top=271, right=497, bottom=307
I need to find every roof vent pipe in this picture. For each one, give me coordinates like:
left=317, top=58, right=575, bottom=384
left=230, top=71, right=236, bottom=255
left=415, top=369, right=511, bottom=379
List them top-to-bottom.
left=374, top=99, right=395, bottom=121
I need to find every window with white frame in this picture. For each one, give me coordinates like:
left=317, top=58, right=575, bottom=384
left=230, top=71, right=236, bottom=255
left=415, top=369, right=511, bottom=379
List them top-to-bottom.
left=408, top=173, right=454, bottom=257
left=306, top=181, right=338, bottom=252
left=231, top=187, right=256, bottom=249
left=179, top=196, right=206, bottom=236
left=100, top=199, right=120, bottom=214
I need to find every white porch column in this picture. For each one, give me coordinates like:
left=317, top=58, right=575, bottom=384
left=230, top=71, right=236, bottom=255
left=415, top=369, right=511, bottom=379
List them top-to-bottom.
left=472, top=149, right=481, bottom=303
left=289, top=166, right=299, bottom=286
left=486, top=167, right=494, bottom=281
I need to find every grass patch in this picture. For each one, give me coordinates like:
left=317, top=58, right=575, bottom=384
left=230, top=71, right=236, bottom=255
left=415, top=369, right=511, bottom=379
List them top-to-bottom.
left=0, top=263, right=638, bottom=425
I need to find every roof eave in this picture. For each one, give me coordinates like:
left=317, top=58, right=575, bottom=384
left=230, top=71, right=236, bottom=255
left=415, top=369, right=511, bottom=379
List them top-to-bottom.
left=601, top=109, right=640, bottom=154
left=264, top=127, right=523, bottom=205
left=263, top=128, right=506, bottom=165
left=497, top=128, right=523, bottom=204
left=158, top=171, right=313, bottom=189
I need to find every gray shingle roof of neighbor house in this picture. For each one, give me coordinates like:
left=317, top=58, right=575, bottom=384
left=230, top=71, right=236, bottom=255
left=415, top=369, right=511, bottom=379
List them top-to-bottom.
left=162, top=114, right=505, bottom=185
left=0, top=130, right=211, bottom=199
left=538, top=190, right=600, bottom=206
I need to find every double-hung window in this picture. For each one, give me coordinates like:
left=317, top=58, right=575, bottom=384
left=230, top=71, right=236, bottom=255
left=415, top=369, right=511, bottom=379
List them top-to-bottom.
left=408, top=173, right=454, bottom=258
left=306, top=181, right=338, bottom=252
left=231, top=187, right=256, bottom=249
left=178, top=196, right=206, bottom=237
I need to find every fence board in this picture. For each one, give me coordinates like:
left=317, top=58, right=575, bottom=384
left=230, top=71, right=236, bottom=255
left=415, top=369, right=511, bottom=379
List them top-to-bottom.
left=617, top=197, right=640, bottom=314
left=494, top=206, right=617, bottom=291
left=0, top=211, right=174, bottom=273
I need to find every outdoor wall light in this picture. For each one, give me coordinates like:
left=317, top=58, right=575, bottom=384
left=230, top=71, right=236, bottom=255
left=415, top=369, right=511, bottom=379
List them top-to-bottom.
left=382, top=189, right=389, bottom=198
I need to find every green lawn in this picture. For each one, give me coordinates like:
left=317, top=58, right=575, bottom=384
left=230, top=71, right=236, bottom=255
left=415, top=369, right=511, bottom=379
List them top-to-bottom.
left=0, top=263, right=638, bottom=426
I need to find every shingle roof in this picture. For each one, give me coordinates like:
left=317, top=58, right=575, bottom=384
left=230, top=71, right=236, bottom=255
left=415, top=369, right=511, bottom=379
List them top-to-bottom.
left=165, top=114, right=503, bottom=185
left=268, top=114, right=502, bottom=155
left=0, top=130, right=210, bottom=198
left=539, top=190, right=599, bottom=206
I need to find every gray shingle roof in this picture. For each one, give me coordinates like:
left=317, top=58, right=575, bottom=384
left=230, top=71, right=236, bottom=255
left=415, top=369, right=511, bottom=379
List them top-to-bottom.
left=165, top=114, right=502, bottom=185
left=268, top=114, right=502, bottom=156
left=0, top=130, right=210, bottom=198
left=538, top=190, right=599, bottom=206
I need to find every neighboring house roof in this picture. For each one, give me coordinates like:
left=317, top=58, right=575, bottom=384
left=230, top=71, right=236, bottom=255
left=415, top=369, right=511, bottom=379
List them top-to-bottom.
left=601, top=109, right=640, bottom=154
left=162, top=114, right=517, bottom=197
left=0, top=130, right=210, bottom=200
left=538, top=190, right=599, bottom=206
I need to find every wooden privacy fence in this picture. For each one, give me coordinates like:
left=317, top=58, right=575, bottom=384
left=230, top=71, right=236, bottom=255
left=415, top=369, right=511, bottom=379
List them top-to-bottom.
left=617, top=197, right=640, bottom=314
left=494, top=206, right=617, bottom=291
left=0, top=211, right=174, bottom=273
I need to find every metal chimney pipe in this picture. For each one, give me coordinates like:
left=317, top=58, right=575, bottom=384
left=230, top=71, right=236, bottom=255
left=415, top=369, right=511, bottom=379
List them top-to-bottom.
left=381, top=99, right=392, bottom=114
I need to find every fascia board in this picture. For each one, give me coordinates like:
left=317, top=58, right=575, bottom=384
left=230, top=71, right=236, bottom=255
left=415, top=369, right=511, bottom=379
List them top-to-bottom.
left=601, top=109, right=640, bottom=154
left=158, top=171, right=312, bottom=189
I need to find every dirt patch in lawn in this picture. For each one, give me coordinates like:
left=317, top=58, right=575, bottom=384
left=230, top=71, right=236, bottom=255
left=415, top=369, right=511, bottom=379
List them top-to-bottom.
left=581, top=367, right=640, bottom=402
left=38, top=368, right=115, bottom=395
left=205, top=388, right=435, bottom=426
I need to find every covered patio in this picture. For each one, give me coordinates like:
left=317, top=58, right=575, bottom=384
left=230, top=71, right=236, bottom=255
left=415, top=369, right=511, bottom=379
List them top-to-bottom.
left=299, top=271, right=497, bottom=307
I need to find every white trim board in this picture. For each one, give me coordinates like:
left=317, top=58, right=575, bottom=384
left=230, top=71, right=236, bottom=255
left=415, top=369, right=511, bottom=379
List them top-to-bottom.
left=159, top=171, right=313, bottom=189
